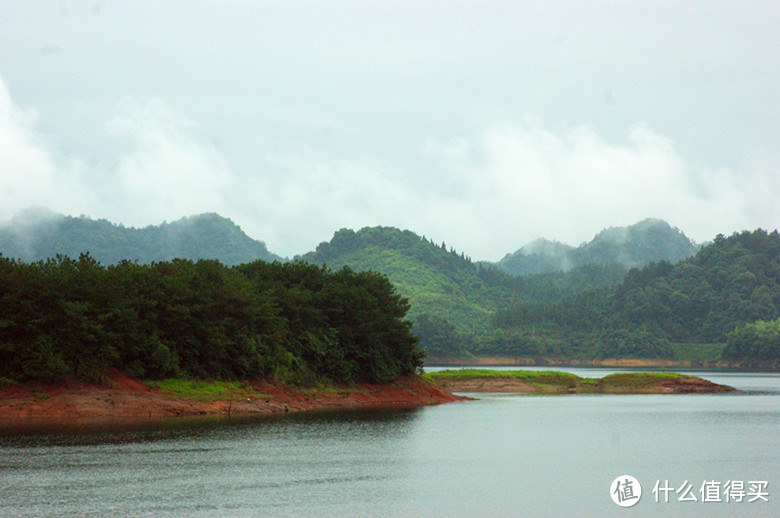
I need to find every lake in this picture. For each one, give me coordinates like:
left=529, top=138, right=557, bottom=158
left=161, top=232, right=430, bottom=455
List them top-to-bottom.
left=1, top=368, right=778, bottom=517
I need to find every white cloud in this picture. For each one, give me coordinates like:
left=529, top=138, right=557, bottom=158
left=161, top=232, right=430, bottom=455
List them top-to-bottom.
left=1, top=72, right=776, bottom=261
left=0, top=78, right=89, bottom=219
left=0, top=78, right=243, bottom=229
left=0, top=83, right=237, bottom=230
left=104, top=98, right=234, bottom=225
left=428, top=121, right=778, bottom=258
left=249, top=146, right=419, bottom=255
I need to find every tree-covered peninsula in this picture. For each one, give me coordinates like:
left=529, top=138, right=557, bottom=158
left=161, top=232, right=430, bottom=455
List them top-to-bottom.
left=0, top=256, right=423, bottom=384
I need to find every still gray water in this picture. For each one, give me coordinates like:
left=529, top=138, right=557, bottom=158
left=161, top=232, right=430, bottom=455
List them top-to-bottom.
left=1, top=369, right=778, bottom=517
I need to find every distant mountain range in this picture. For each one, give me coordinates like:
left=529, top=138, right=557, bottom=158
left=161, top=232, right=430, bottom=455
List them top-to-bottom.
left=0, top=207, right=283, bottom=266
left=2, top=208, right=774, bottom=363
left=0, top=209, right=700, bottom=349
left=1, top=209, right=699, bottom=275
left=495, top=218, right=699, bottom=276
left=297, top=225, right=650, bottom=355
left=490, top=229, right=780, bottom=366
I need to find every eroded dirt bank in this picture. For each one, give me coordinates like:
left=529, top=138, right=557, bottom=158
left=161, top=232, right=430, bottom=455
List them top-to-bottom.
left=0, top=372, right=465, bottom=424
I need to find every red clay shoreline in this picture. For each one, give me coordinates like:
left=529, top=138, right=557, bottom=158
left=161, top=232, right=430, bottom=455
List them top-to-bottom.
left=0, top=372, right=465, bottom=426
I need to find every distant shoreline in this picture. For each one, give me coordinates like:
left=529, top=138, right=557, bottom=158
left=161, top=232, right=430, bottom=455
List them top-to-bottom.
left=426, top=355, right=778, bottom=371
left=0, top=372, right=464, bottom=426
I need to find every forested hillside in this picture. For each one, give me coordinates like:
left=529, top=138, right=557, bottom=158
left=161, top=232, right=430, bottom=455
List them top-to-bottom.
left=0, top=208, right=282, bottom=266
left=497, top=218, right=698, bottom=276
left=301, top=226, right=629, bottom=356
left=489, top=230, right=780, bottom=365
left=0, top=256, right=422, bottom=383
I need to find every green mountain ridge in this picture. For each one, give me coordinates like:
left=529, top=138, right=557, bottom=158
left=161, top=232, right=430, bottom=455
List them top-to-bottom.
left=0, top=208, right=284, bottom=266
left=300, top=225, right=779, bottom=365
left=299, top=227, right=497, bottom=339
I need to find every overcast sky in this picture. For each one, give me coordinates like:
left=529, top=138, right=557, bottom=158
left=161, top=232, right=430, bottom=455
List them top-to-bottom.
left=1, top=1, right=777, bottom=260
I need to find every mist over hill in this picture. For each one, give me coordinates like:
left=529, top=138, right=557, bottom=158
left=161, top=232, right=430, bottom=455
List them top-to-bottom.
left=0, top=208, right=284, bottom=266
left=496, top=218, right=699, bottom=276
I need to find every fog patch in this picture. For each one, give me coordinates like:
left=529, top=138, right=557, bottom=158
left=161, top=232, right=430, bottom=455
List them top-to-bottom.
left=105, top=98, right=234, bottom=227
left=428, top=121, right=775, bottom=260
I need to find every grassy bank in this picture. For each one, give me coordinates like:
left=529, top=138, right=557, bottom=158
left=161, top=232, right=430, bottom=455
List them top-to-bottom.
left=423, top=369, right=580, bottom=389
left=145, top=379, right=270, bottom=402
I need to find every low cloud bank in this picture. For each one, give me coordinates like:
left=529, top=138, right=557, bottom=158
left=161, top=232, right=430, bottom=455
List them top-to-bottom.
left=1, top=76, right=775, bottom=260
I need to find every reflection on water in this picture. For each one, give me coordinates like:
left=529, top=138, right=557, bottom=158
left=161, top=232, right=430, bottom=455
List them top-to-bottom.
left=0, top=373, right=778, bottom=517
left=0, top=407, right=421, bottom=447
left=0, top=408, right=423, bottom=517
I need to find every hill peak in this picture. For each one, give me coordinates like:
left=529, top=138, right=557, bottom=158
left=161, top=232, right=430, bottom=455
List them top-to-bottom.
left=497, top=218, right=698, bottom=276
left=519, top=238, right=574, bottom=257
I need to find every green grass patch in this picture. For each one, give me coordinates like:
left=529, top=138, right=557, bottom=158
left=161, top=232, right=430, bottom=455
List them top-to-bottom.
left=425, top=369, right=581, bottom=387
left=146, top=379, right=269, bottom=402
left=297, top=381, right=354, bottom=395
left=33, top=391, right=51, bottom=401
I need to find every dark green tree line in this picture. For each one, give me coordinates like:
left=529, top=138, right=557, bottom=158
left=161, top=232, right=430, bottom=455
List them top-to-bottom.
left=0, top=255, right=423, bottom=383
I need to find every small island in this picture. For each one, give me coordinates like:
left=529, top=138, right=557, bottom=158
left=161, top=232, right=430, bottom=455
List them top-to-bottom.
left=0, top=256, right=462, bottom=425
left=425, top=369, right=737, bottom=394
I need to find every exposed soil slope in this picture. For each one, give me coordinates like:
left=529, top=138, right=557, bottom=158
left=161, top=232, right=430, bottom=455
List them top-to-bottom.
left=0, top=372, right=464, bottom=423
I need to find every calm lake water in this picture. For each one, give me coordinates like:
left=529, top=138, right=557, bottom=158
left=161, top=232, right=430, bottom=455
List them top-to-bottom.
left=1, top=368, right=778, bottom=517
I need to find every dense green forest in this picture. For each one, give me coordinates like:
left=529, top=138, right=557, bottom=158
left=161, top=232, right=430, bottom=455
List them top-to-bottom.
left=0, top=208, right=282, bottom=265
left=2, top=210, right=690, bottom=364
left=300, top=226, right=629, bottom=357
left=302, top=227, right=777, bottom=365
left=487, top=230, right=780, bottom=364
left=0, top=255, right=422, bottom=383
left=722, top=318, right=780, bottom=367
